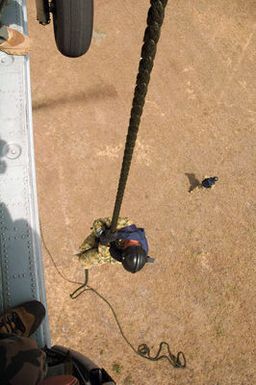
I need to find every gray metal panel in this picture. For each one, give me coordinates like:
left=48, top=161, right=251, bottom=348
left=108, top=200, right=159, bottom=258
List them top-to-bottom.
left=0, top=0, right=50, bottom=347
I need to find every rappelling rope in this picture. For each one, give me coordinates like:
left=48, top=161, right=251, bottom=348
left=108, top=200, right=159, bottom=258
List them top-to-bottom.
left=40, top=0, right=187, bottom=371
left=111, top=0, right=168, bottom=232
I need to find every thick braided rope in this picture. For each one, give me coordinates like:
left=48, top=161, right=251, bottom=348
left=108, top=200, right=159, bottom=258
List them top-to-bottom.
left=111, top=0, right=168, bottom=231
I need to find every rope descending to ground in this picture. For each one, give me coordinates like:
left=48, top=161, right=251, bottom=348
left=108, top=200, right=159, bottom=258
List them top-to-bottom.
left=41, top=0, right=187, bottom=371
left=111, top=0, right=168, bottom=232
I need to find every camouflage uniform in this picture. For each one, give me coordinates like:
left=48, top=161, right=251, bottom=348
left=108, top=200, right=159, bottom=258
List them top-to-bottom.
left=78, top=217, right=132, bottom=269
left=0, top=333, right=46, bottom=385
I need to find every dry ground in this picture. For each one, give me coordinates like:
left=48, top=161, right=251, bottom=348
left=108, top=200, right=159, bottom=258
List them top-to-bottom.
left=28, top=1, right=256, bottom=384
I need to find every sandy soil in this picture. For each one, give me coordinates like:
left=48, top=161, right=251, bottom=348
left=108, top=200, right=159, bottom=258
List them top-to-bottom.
left=28, top=1, right=256, bottom=384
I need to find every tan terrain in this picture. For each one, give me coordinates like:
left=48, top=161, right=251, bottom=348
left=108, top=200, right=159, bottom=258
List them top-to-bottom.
left=28, top=1, right=256, bottom=384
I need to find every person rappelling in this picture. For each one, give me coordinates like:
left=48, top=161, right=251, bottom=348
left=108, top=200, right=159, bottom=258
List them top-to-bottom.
left=76, top=1, right=169, bottom=275
left=77, top=217, right=154, bottom=273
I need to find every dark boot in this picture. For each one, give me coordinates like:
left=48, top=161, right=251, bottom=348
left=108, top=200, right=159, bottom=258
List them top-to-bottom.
left=0, top=300, right=46, bottom=337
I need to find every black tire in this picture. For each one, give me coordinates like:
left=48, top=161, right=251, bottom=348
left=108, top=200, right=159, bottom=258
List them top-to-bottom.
left=52, top=0, right=93, bottom=58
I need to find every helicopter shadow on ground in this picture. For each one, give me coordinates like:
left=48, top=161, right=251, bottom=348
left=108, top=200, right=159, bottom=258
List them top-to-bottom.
left=32, top=85, right=119, bottom=112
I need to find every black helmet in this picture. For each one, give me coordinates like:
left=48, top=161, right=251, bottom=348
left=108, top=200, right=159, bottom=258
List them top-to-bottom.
left=121, top=246, right=154, bottom=273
